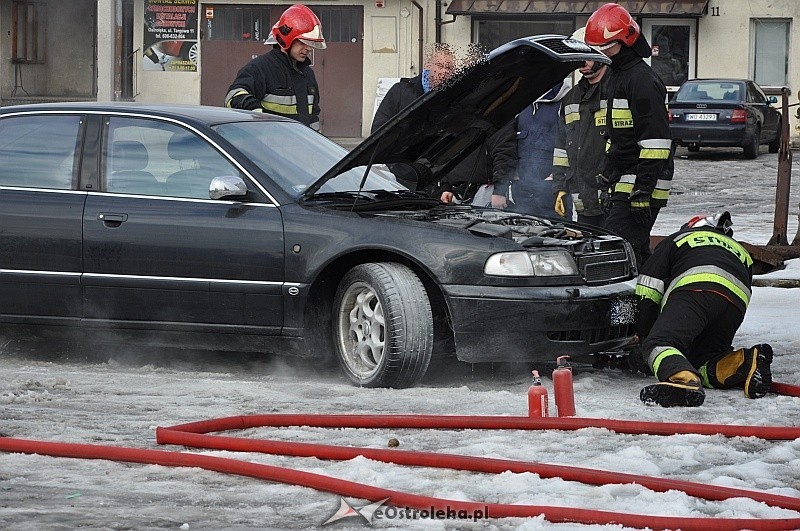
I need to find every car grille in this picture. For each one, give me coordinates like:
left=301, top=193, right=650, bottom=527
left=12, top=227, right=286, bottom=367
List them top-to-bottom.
left=574, top=243, right=632, bottom=286
left=547, top=323, right=636, bottom=344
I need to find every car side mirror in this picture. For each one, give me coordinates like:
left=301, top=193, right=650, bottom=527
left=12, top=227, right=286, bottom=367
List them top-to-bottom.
left=768, top=96, right=778, bottom=104
left=209, top=175, right=248, bottom=200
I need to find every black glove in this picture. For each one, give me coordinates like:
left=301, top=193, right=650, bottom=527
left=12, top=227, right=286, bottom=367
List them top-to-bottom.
left=595, top=173, right=611, bottom=188
left=629, top=190, right=652, bottom=224
left=627, top=344, right=653, bottom=375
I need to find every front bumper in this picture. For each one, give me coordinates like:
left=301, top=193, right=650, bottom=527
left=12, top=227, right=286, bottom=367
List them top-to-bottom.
left=443, top=280, right=637, bottom=363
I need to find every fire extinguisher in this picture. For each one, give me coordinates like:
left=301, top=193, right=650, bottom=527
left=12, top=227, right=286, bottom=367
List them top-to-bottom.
left=553, top=356, right=576, bottom=417
left=528, top=370, right=549, bottom=417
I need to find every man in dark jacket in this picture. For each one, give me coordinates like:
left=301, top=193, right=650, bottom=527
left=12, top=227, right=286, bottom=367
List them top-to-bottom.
left=584, top=3, right=674, bottom=267
left=225, top=4, right=324, bottom=130
left=552, top=28, right=609, bottom=227
left=371, top=47, right=516, bottom=208
left=371, top=47, right=456, bottom=133
left=514, top=81, right=570, bottom=217
left=436, top=120, right=517, bottom=208
left=634, top=211, right=772, bottom=408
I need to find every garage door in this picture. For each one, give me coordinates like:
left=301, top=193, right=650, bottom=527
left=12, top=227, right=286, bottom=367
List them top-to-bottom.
left=200, top=4, right=363, bottom=138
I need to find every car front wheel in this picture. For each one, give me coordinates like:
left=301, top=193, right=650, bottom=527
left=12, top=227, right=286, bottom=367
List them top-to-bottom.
left=333, top=262, right=433, bottom=388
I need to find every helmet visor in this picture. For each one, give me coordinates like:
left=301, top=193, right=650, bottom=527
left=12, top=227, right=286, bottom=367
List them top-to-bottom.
left=299, top=38, right=327, bottom=49
left=593, top=41, right=618, bottom=51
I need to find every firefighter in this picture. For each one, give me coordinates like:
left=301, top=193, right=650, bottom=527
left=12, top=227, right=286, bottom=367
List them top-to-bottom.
left=584, top=3, right=674, bottom=266
left=225, top=4, right=325, bottom=130
left=552, top=27, right=610, bottom=226
left=633, top=211, right=773, bottom=407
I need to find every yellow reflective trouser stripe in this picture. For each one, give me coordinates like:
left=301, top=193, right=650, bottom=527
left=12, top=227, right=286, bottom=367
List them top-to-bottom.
left=225, top=88, right=250, bottom=107
left=674, top=231, right=753, bottom=267
left=665, top=269, right=751, bottom=309
left=651, top=347, right=684, bottom=376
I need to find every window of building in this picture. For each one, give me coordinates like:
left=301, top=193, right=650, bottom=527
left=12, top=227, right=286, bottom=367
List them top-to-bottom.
left=12, top=1, right=46, bottom=63
left=205, top=6, right=272, bottom=41
left=475, top=19, right=574, bottom=51
left=752, top=19, right=790, bottom=87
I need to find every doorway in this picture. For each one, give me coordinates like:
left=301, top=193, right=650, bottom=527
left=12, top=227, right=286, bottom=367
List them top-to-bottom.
left=200, top=4, right=363, bottom=137
left=643, top=19, right=696, bottom=95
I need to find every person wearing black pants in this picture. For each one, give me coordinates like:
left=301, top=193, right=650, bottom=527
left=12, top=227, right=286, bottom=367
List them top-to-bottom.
left=632, top=212, right=773, bottom=407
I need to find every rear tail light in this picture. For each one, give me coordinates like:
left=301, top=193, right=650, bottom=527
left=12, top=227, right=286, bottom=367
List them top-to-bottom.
left=731, top=109, right=747, bottom=124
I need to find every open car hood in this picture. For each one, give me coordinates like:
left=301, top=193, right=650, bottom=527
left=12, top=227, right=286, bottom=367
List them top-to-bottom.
left=302, top=35, right=610, bottom=198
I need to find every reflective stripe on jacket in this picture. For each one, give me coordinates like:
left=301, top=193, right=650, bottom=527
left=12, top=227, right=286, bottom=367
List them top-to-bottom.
left=604, top=46, right=673, bottom=207
left=225, top=48, right=320, bottom=130
left=552, top=76, right=608, bottom=217
left=635, top=228, right=753, bottom=338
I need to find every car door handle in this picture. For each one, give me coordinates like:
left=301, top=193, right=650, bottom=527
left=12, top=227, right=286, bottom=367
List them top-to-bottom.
left=97, top=212, right=128, bottom=225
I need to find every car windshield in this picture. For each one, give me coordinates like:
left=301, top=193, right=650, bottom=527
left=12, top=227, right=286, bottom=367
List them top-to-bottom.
left=674, top=81, right=743, bottom=102
left=213, top=121, right=407, bottom=198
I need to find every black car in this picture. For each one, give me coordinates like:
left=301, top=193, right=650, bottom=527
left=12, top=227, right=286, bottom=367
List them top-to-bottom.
left=0, top=36, right=637, bottom=388
left=668, top=79, right=782, bottom=158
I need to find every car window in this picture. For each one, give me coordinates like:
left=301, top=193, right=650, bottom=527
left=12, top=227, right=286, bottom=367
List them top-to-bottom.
left=674, top=82, right=743, bottom=102
left=748, top=83, right=768, bottom=105
left=0, top=114, right=82, bottom=190
left=103, top=117, right=242, bottom=198
left=214, top=120, right=406, bottom=197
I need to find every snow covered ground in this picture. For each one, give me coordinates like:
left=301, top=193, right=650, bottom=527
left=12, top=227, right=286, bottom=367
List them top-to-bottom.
left=1, top=147, right=799, bottom=530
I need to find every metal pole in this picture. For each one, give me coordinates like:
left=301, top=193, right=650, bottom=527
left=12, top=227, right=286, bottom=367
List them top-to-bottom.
left=767, top=87, right=792, bottom=246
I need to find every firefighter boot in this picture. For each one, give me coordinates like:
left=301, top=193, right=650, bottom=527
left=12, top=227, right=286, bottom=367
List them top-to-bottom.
left=703, top=344, right=773, bottom=399
left=743, top=344, right=773, bottom=398
left=640, top=370, right=705, bottom=407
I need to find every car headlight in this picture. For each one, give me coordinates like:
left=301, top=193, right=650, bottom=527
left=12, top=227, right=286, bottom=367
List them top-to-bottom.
left=484, top=250, right=579, bottom=277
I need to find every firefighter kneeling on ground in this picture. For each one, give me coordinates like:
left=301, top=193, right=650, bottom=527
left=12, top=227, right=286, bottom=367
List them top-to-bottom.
left=631, top=211, right=773, bottom=407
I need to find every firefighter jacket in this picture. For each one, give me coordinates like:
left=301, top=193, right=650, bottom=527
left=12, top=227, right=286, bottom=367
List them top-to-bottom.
left=603, top=46, right=673, bottom=207
left=225, top=48, right=320, bottom=130
left=370, top=75, right=423, bottom=133
left=552, top=76, right=608, bottom=217
left=635, top=227, right=753, bottom=339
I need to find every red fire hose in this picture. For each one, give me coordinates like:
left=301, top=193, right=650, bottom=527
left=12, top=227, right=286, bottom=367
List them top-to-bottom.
left=1, top=382, right=799, bottom=530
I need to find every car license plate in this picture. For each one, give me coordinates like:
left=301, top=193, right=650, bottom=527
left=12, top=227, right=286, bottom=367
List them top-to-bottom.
left=686, top=113, right=717, bottom=121
left=610, top=295, right=637, bottom=326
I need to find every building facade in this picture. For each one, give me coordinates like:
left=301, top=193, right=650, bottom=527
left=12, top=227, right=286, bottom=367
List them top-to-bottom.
left=0, top=0, right=797, bottom=142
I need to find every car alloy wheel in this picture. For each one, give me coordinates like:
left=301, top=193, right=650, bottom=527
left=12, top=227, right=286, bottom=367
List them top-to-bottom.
left=333, top=263, right=433, bottom=388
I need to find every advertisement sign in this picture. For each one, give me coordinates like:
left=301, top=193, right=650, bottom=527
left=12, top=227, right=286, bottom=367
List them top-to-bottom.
left=143, top=0, right=198, bottom=72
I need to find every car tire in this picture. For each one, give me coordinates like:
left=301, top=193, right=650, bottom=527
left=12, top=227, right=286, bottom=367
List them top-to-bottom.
left=768, top=120, right=781, bottom=153
left=743, top=126, right=760, bottom=159
left=333, top=262, right=433, bottom=388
